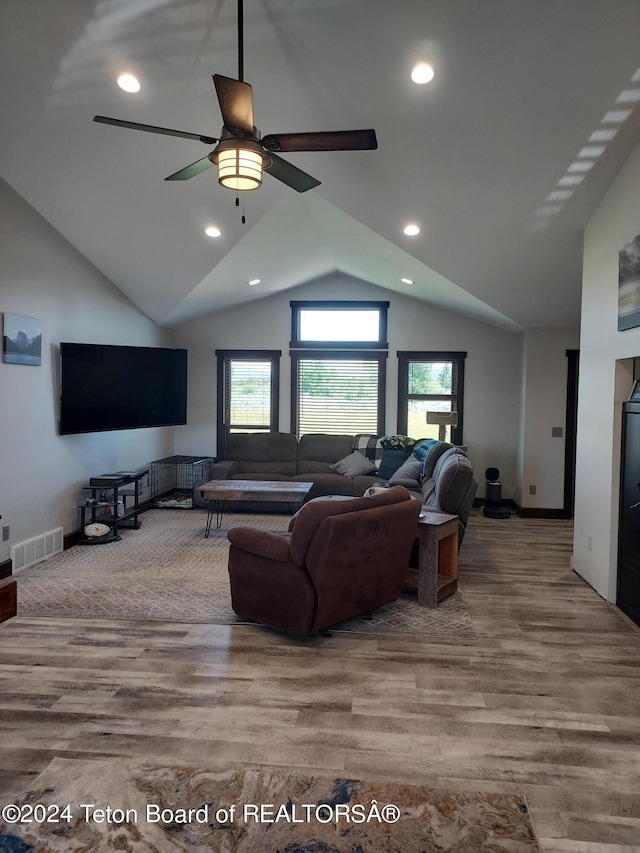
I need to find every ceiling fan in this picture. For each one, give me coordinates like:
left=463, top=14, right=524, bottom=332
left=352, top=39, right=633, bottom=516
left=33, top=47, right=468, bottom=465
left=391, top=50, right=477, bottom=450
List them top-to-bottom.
left=93, top=0, right=377, bottom=193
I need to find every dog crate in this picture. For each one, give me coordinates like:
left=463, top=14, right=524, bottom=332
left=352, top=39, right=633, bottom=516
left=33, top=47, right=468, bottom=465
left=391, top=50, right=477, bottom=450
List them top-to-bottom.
left=151, top=455, right=214, bottom=505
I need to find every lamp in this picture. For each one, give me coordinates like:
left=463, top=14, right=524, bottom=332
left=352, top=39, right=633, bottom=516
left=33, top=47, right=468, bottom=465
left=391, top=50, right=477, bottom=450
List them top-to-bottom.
left=210, top=138, right=271, bottom=191
left=426, top=410, right=458, bottom=442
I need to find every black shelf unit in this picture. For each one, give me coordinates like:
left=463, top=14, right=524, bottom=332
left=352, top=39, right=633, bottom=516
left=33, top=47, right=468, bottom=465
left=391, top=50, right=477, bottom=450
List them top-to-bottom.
left=78, top=470, right=147, bottom=544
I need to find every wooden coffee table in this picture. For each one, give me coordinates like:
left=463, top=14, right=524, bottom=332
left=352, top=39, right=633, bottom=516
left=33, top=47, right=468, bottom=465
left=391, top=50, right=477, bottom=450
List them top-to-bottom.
left=199, top=479, right=313, bottom=537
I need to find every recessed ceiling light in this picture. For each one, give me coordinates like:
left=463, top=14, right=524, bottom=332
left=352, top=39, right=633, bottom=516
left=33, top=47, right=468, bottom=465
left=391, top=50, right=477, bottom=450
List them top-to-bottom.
left=411, top=62, right=435, bottom=84
left=117, top=73, right=140, bottom=93
left=602, top=109, right=631, bottom=124
left=589, top=128, right=618, bottom=142
left=568, top=160, right=595, bottom=173
left=558, top=175, right=584, bottom=187
left=403, top=223, right=420, bottom=236
left=204, top=226, right=221, bottom=238
left=248, top=278, right=261, bottom=286
left=401, top=278, right=414, bottom=285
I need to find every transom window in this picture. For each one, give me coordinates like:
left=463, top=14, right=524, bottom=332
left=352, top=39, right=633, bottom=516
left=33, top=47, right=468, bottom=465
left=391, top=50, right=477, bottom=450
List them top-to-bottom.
left=291, top=300, right=389, bottom=348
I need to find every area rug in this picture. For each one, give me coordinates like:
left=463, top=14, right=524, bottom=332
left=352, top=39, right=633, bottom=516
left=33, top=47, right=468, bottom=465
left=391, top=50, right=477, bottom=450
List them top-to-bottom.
left=15, top=509, right=475, bottom=638
left=0, top=758, right=540, bottom=852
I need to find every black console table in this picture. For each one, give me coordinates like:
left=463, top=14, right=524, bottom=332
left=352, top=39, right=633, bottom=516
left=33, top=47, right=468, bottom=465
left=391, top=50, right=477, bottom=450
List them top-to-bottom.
left=78, top=470, right=147, bottom=544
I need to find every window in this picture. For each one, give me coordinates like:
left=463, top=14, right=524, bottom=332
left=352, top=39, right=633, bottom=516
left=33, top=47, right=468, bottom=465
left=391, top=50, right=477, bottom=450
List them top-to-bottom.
left=290, top=300, right=389, bottom=348
left=290, top=301, right=389, bottom=437
left=216, top=350, right=280, bottom=457
left=291, top=351, right=386, bottom=436
left=397, top=351, right=466, bottom=444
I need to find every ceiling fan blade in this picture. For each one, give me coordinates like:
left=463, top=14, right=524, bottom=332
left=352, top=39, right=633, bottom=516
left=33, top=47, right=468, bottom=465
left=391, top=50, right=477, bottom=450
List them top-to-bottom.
left=213, top=74, right=254, bottom=136
left=93, top=115, right=218, bottom=145
left=261, top=129, right=377, bottom=153
left=264, top=153, right=320, bottom=193
left=165, top=156, right=215, bottom=181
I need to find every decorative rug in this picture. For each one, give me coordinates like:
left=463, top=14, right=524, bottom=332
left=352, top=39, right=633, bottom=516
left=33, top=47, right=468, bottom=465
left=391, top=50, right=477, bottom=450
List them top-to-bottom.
left=15, top=509, right=475, bottom=638
left=0, top=758, right=540, bottom=852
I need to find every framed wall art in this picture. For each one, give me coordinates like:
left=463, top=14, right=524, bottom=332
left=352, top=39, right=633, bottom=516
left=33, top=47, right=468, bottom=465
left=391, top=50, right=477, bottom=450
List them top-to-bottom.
left=618, top=234, right=640, bottom=331
left=2, top=313, right=42, bottom=365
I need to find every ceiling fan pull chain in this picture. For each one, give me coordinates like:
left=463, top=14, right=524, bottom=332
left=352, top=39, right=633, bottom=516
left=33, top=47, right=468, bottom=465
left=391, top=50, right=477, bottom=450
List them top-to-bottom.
left=242, top=193, right=246, bottom=224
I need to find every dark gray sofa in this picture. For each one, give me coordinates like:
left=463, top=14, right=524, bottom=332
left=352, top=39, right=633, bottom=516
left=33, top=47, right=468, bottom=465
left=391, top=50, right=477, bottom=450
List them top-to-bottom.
left=195, top=431, right=477, bottom=542
left=202, top=433, right=379, bottom=509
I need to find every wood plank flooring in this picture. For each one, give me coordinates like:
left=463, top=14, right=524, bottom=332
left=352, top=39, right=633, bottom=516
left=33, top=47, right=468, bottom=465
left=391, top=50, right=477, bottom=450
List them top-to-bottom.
left=1, top=513, right=639, bottom=851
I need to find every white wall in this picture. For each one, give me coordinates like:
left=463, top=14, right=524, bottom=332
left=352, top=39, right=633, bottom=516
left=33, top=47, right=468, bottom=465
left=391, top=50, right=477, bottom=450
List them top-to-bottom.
left=574, top=140, right=640, bottom=600
left=0, top=178, right=175, bottom=564
left=173, top=273, right=524, bottom=499
left=519, top=327, right=580, bottom=509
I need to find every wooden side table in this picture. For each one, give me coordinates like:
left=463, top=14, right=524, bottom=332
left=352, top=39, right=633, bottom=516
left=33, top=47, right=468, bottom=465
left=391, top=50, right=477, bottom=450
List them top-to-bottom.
left=416, top=510, right=459, bottom=607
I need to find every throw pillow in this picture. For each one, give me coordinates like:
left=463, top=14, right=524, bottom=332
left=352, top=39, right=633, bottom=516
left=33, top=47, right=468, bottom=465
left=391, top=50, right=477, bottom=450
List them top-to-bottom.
left=379, top=434, right=417, bottom=451
left=377, top=447, right=410, bottom=479
left=330, top=450, right=376, bottom=477
left=388, top=454, right=422, bottom=485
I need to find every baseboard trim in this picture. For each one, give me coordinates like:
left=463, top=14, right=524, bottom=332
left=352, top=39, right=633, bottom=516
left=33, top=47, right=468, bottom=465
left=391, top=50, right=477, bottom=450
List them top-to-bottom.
left=474, top=498, right=570, bottom=520
left=513, top=504, right=571, bottom=519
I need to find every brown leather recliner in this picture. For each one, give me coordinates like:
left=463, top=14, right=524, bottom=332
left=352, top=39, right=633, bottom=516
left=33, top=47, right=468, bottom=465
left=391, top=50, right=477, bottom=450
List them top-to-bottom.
left=227, top=486, right=421, bottom=634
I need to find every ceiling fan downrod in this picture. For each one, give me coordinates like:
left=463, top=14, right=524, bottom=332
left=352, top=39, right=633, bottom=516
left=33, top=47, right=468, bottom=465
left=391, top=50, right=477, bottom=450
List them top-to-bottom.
left=237, top=0, right=244, bottom=83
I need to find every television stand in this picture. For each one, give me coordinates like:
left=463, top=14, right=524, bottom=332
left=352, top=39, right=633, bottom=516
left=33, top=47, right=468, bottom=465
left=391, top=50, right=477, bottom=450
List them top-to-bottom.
left=78, top=470, right=147, bottom=544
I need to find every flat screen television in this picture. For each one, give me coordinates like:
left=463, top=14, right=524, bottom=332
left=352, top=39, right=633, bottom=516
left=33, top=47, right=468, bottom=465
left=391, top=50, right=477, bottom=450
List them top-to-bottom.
left=59, top=343, right=187, bottom=435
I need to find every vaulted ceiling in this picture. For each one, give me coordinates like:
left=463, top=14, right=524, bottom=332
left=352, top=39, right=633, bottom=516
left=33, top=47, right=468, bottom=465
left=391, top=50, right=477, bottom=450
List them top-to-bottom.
left=2, top=0, right=640, bottom=331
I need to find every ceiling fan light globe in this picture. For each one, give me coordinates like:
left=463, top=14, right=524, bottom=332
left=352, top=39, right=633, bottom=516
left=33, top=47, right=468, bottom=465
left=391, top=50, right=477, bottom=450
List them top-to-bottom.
left=212, top=140, right=270, bottom=191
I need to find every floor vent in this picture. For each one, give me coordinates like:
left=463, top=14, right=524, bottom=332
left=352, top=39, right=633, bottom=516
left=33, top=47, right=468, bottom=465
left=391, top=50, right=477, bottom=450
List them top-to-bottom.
left=10, top=528, right=64, bottom=572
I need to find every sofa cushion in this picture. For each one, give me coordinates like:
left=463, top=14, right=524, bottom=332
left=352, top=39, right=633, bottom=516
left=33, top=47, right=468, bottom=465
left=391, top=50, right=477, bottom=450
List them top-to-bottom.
left=224, top=432, right=298, bottom=474
left=297, top=433, right=354, bottom=466
left=330, top=450, right=376, bottom=477
left=230, top=470, right=292, bottom=481
left=291, top=472, right=354, bottom=500
left=351, top=474, right=387, bottom=496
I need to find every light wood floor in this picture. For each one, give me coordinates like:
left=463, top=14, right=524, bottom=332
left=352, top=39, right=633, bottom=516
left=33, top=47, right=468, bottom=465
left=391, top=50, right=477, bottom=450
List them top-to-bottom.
left=1, top=513, right=639, bottom=852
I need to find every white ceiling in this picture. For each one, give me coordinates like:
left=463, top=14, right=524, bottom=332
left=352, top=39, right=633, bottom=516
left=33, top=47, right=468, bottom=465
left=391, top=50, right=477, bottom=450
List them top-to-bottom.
left=2, top=0, right=640, bottom=331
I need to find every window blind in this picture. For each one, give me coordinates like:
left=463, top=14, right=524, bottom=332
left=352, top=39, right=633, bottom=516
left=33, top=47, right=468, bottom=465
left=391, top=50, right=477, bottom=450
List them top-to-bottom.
left=296, top=357, right=380, bottom=435
left=225, top=359, right=272, bottom=429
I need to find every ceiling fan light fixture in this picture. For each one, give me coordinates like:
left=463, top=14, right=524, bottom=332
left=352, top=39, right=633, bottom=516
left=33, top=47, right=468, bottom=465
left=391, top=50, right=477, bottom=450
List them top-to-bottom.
left=211, top=139, right=271, bottom=191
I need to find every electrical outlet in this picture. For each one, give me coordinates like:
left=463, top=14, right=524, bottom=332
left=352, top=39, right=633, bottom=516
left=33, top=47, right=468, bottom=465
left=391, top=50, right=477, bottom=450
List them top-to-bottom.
left=529, top=485, right=537, bottom=495
left=2, top=525, right=9, bottom=542
left=588, top=534, right=592, bottom=551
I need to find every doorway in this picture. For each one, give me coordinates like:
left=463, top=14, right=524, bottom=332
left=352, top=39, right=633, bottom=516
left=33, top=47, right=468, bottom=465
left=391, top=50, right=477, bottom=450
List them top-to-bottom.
left=618, top=396, right=640, bottom=627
